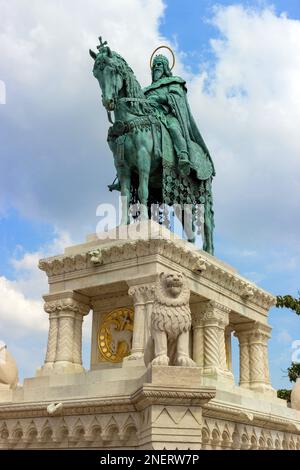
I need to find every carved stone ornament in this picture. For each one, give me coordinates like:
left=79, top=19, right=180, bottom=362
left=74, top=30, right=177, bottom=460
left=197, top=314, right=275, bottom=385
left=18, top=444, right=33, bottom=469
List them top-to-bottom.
left=38, top=239, right=276, bottom=312
left=150, top=271, right=196, bottom=368
left=44, top=298, right=89, bottom=317
left=98, top=307, right=134, bottom=363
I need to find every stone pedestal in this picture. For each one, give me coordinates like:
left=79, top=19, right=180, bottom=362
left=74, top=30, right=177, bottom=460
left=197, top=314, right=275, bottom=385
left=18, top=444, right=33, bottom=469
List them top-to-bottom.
left=0, top=221, right=299, bottom=450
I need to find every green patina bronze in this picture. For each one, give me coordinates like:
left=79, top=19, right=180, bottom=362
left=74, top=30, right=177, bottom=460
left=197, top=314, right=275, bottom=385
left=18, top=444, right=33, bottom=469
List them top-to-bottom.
left=90, top=37, right=215, bottom=254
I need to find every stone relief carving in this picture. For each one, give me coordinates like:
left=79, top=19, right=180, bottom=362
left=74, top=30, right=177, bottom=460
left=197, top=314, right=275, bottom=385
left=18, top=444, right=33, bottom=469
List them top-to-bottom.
left=38, top=239, right=276, bottom=312
left=98, top=308, right=134, bottom=363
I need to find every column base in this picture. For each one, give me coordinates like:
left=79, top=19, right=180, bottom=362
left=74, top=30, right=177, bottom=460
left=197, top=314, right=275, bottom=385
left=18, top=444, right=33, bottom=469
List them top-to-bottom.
left=122, top=353, right=145, bottom=368
left=37, top=362, right=85, bottom=376
left=202, top=366, right=234, bottom=382
left=250, top=382, right=277, bottom=397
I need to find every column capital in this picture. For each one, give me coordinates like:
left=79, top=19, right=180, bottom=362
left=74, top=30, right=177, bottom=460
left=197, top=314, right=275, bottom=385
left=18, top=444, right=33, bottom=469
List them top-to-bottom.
left=128, top=283, right=155, bottom=304
left=43, top=292, right=90, bottom=317
left=199, top=300, right=230, bottom=325
left=234, top=321, right=271, bottom=342
left=249, top=322, right=272, bottom=341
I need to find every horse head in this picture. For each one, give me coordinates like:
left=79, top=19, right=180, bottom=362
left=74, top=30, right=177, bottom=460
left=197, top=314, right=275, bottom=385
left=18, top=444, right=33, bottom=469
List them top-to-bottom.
left=90, top=38, right=124, bottom=111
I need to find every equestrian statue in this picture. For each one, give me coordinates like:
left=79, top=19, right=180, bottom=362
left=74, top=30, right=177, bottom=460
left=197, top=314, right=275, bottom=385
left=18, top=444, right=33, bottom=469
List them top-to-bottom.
left=89, top=38, right=215, bottom=255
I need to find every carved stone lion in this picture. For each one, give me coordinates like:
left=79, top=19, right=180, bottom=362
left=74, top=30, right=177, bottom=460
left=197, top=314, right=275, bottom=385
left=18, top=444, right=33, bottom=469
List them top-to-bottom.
left=149, top=272, right=196, bottom=367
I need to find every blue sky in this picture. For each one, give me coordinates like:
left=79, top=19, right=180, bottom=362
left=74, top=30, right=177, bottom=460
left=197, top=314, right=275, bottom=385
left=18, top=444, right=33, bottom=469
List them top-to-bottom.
left=1, top=0, right=300, bottom=389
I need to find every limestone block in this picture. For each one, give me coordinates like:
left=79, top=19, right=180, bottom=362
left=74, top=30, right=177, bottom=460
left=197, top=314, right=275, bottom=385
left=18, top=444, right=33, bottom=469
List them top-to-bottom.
left=147, top=365, right=203, bottom=387
left=291, top=378, right=300, bottom=411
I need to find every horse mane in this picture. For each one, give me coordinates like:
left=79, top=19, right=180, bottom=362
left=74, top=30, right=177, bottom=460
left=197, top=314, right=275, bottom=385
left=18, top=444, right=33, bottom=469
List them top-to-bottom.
left=112, top=52, right=151, bottom=115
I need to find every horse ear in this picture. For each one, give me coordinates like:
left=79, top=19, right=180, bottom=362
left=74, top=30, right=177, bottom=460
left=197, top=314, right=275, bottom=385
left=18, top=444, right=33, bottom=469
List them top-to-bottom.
left=107, top=47, right=112, bottom=58
left=89, top=49, right=97, bottom=60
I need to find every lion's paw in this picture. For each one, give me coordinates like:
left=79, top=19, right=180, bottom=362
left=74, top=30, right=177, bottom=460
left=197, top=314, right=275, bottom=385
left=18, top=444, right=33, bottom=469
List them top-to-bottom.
left=152, top=355, right=169, bottom=366
left=176, top=356, right=197, bottom=368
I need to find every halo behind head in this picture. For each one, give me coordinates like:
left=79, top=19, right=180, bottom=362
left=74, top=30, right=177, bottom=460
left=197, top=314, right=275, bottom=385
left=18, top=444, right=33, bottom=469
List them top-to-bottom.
left=150, top=45, right=175, bottom=70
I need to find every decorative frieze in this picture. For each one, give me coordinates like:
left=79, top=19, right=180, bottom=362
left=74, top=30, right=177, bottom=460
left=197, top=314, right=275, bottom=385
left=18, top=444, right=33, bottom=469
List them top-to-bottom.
left=38, top=239, right=276, bottom=312
left=0, top=400, right=299, bottom=450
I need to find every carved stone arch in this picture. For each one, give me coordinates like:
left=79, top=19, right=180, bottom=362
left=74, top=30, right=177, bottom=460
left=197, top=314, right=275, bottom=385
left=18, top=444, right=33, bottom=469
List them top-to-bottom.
left=119, top=415, right=138, bottom=444
left=102, top=416, right=120, bottom=443
left=70, top=418, right=85, bottom=444
left=86, top=418, right=102, bottom=444
left=39, top=419, right=54, bottom=443
left=53, top=419, right=69, bottom=444
left=24, top=420, right=38, bottom=446
left=40, top=420, right=53, bottom=443
left=11, top=421, right=23, bottom=441
left=0, top=422, right=9, bottom=441
left=211, top=423, right=221, bottom=449
left=91, top=424, right=102, bottom=442
left=231, top=425, right=241, bottom=450
left=201, top=426, right=210, bottom=449
left=240, top=427, right=250, bottom=450
left=221, top=430, right=232, bottom=450
left=250, top=431, right=258, bottom=450
left=258, top=432, right=266, bottom=450
left=282, top=434, right=288, bottom=450
left=266, top=436, right=274, bottom=450
left=274, top=437, right=281, bottom=450
left=288, top=437, right=296, bottom=450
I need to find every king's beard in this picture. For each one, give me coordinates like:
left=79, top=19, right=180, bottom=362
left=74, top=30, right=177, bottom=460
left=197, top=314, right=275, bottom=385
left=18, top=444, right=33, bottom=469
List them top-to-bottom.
left=153, top=69, right=163, bottom=82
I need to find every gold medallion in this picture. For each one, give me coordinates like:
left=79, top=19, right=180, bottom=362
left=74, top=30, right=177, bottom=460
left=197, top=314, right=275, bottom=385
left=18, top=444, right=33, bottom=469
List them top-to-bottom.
left=97, top=307, right=134, bottom=363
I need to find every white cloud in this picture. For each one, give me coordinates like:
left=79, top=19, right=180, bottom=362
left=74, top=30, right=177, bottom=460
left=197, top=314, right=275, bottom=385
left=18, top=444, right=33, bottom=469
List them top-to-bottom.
left=0, top=0, right=168, bottom=239
left=1, top=1, right=300, bottom=386
left=1, top=2, right=299, bottom=254
left=189, top=5, right=300, bottom=249
left=0, top=229, right=92, bottom=379
left=0, top=230, right=72, bottom=339
left=0, top=276, right=46, bottom=334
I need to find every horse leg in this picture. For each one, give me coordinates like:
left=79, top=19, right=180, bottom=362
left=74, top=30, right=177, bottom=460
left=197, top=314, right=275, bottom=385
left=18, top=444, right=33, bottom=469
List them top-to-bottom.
left=137, top=148, right=151, bottom=221
left=118, top=168, right=131, bottom=225
left=203, top=202, right=214, bottom=255
left=183, top=205, right=196, bottom=243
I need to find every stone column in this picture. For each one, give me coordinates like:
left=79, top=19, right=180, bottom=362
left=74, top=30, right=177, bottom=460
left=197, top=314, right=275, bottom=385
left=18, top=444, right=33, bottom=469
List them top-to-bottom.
left=125, top=284, right=155, bottom=365
left=144, top=287, right=155, bottom=349
left=41, top=292, right=90, bottom=374
left=201, top=301, right=232, bottom=379
left=72, top=303, right=90, bottom=370
left=191, top=303, right=205, bottom=367
left=55, top=307, right=76, bottom=366
left=43, top=308, right=59, bottom=370
left=218, top=316, right=229, bottom=373
left=235, top=322, right=274, bottom=393
left=249, top=323, right=273, bottom=393
left=225, top=326, right=233, bottom=372
left=234, top=328, right=251, bottom=389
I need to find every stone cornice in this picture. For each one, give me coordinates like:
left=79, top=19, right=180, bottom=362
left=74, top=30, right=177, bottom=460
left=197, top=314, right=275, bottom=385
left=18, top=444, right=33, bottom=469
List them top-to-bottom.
left=38, top=239, right=276, bottom=312
left=130, top=384, right=216, bottom=410
left=0, top=386, right=216, bottom=420
left=1, top=393, right=299, bottom=436
left=203, top=401, right=300, bottom=434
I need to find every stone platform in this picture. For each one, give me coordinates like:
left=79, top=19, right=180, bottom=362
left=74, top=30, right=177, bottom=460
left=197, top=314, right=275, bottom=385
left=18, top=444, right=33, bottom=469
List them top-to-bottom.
left=0, top=221, right=300, bottom=450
